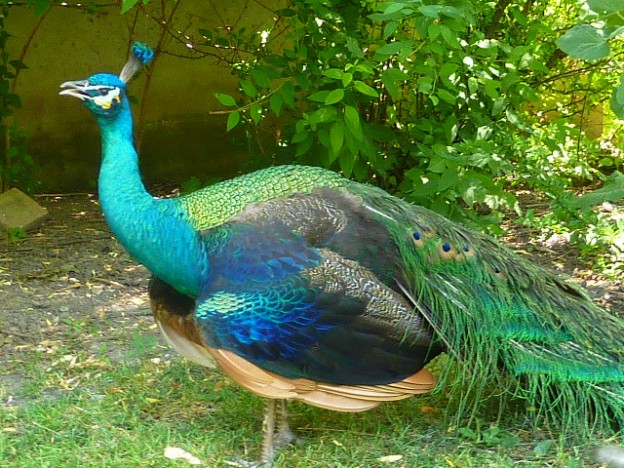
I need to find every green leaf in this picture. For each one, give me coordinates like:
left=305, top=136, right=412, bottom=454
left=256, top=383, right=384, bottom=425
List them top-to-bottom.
left=33, top=0, right=50, bottom=15
left=121, top=0, right=139, bottom=14
left=588, top=0, right=623, bottom=14
left=383, top=2, right=407, bottom=16
left=418, top=5, right=462, bottom=19
left=419, top=5, right=444, bottom=18
left=277, top=8, right=296, bottom=17
left=384, top=21, right=398, bottom=39
left=428, top=23, right=441, bottom=40
left=556, top=24, right=610, bottom=61
left=375, top=41, right=415, bottom=56
left=9, top=60, right=28, bottom=71
left=439, top=63, right=459, bottom=88
left=251, top=68, right=272, bottom=88
left=323, top=68, right=343, bottom=80
left=381, top=68, right=403, bottom=101
left=342, top=72, right=353, bottom=87
left=611, top=75, right=624, bottom=118
left=417, top=76, right=434, bottom=94
left=240, top=79, right=257, bottom=98
left=353, top=81, right=378, bottom=98
left=280, top=83, right=296, bottom=108
left=437, top=88, right=457, bottom=104
left=325, top=89, right=345, bottom=105
left=309, top=91, right=330, bottom=103
left=215, top=93, right=237, bottom=107
left=269, top=93, right=283, bottom=116
left=250, top=104, right=262, bottom=125
left=344, top=105, right=363, bottom=140
left=310, top=107, right=337, bottom=124
left=226, top=111, right=240, bottom=131
left=330, top=121, right=345, bottom=156
left=291, top=129, right=308, bottom=143
left=295, top=134, right=313, bottom=157
left=339, top=151, right=355, bottom=178
left=572, top=171, right=624, bottom=209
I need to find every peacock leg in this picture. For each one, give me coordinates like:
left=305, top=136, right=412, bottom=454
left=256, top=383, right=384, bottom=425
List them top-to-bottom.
left=257, top=399, right=302, bottom=466
left=260, top=399, right=278, bottom=466
left=274, top=400, right=302, bottom=449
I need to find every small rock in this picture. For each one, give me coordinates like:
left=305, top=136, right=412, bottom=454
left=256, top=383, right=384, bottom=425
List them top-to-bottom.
left=0, top=188, right=48, bottom=231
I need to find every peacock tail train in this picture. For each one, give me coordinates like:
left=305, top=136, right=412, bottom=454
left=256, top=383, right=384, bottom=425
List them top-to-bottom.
left=61, top=42, right=624, bottom=449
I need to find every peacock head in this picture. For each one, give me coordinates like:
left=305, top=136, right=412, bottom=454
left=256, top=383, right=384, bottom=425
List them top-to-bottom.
left=60, top=43, right=154, bottom=120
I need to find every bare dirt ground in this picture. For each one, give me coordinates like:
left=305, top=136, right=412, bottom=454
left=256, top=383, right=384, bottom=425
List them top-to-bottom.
left=0, top=193, right=623, bottom=402
left=0, top=194, right=156, bottom=402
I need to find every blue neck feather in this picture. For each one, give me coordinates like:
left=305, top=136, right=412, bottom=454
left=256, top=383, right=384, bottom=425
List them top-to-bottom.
left=96, top=95, right=205, bottom=297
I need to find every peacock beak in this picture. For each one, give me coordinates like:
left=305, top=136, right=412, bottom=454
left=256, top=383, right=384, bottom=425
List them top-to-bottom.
left=59, top=80, right=90, bottom=100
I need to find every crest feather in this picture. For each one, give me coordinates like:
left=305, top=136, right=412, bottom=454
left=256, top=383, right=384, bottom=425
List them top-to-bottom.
left=119, top=42, right=154, bottom=83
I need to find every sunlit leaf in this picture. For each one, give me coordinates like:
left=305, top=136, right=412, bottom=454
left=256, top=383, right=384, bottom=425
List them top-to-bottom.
left=120, top=0, right=139, bottom=14
left=587, top=0, right=623, bottom=14
left=556, top=24, right=610, bottom=61
left=375, top=41, right=415, bottom=56
left=323, top=68, right=343, bottom=80
left=611, top=74, right=624, bottom=118
left=353, top=81, right=378, bottom=98
left=325, top=89, right=344, bottom=105
left=309, top=91, right=330, bottom=103
left=215, top=93, right=237, bottom=107
left=250, top=104, right=262, bottom=125
left=226, top=111, right=240, bottom=131
left=572, top=171, right=624, bottom=209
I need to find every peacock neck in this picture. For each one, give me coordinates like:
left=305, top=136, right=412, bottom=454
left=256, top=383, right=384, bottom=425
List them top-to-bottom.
left=97, top=101, right=204, bottom=297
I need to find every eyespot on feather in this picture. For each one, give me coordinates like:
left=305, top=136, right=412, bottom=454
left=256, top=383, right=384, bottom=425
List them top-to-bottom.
left=411, top=230, right=425, bottom=248
left=438, top=241, right=457, bottom=260
left=455, top=243, right=475, bottom=261
left=488, top=265, right=507, bottom=281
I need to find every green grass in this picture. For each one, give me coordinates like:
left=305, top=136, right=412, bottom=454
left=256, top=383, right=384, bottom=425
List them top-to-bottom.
left=0, top=342, right=612, bottom=467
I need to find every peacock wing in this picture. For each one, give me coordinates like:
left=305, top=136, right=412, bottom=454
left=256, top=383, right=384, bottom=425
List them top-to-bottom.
left=194, top=219, right=438, bottom=388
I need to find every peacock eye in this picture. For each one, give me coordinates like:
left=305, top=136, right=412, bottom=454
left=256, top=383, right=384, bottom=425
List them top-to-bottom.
left=98, top=88, right=110, bottom=96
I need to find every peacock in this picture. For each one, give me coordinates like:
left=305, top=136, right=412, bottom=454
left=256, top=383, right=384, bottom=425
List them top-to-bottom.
left=61, top=43, right=624, bottom=466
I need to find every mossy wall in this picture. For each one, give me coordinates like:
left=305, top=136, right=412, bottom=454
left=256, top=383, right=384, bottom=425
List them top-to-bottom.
left=7, top=2, right=281, bottom=192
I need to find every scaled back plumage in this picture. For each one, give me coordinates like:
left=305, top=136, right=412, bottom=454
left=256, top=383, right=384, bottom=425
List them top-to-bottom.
left=62, top=43, right=624, bottom=466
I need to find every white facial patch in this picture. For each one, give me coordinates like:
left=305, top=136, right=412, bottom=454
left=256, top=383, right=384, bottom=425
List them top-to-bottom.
left=92, top=86, right=121, bottom=109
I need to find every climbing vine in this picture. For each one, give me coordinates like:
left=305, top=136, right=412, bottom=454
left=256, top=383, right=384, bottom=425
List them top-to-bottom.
left=0, top=4, right=36, bottom=193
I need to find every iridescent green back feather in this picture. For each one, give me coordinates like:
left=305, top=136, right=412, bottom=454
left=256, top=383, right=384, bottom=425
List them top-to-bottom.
left=180, top=166, right=347, bottom=231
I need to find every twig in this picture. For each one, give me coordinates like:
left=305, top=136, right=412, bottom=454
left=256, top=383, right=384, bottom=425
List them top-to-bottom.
left=208, top=83, right=286, bottom=115
left=89, top=277, right=128, bottom=288
left=0, top=328, right=31, bottom=339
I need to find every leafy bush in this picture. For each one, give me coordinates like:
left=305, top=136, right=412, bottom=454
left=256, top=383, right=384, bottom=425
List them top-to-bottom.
left=208, top=0, right=574, bottom=228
